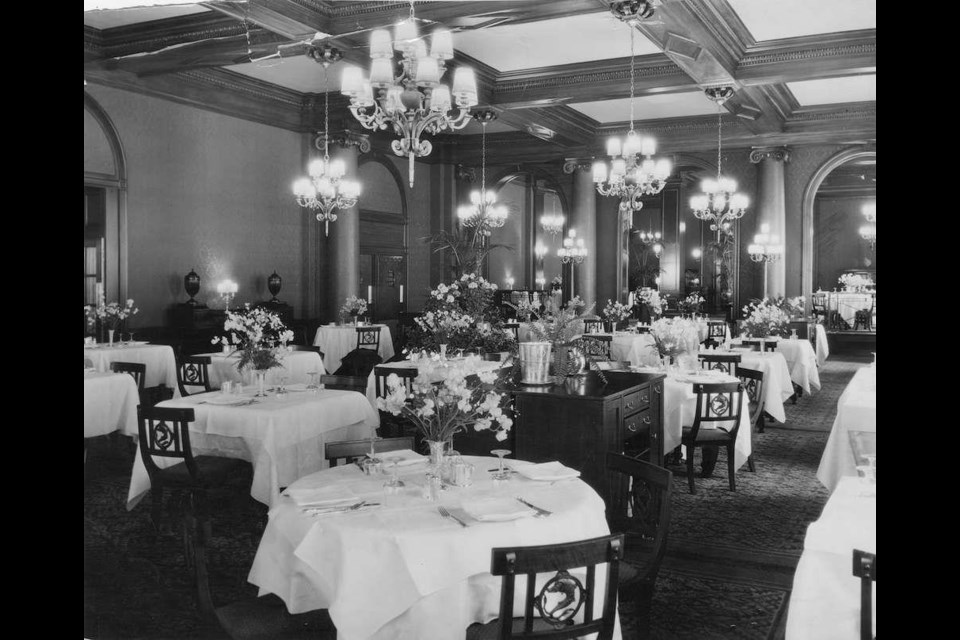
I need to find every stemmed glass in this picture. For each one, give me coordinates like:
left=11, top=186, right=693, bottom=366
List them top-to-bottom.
left=306, top=370, right=320, bottom=392
left=276, top=375, right=289, bottom=399
left=367, top=432, right=382, bottom=465
left=490, top=449, right=512, bottom=482
left=383, top=456, right=405, bottom=493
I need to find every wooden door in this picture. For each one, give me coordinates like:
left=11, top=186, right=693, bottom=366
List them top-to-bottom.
left=376, top=255, right=406, bottom=321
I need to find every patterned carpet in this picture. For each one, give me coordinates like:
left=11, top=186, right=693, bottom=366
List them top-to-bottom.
left=83, top=355, right=868, bottom=639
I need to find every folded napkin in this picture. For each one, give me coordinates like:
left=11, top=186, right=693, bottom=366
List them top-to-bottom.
left=204, top=394, right=253, bottom=406
left=372, top=449, right=426, bottom=466
left=514, top=461, right=581, bottom=482
left=283, top=485, right=359, bottom=508
left=462, top=498, right=536, bottom=522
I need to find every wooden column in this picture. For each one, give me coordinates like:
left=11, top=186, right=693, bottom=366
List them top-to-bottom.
left=750, top=147, right=790, bottom=298
left=563, top=158, right=597, bottom=308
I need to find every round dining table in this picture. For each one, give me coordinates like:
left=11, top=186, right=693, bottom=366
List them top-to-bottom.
left=248, top=456, right=621, bottom=640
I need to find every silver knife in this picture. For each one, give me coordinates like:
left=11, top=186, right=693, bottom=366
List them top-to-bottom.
left=515, top=497, right=552, bottom=517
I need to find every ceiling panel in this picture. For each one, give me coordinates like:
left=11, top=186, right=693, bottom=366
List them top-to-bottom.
left=727, top=0, right=876, bottom=41
left=84, top=4, right=210, bottom=29
left=453, top=12, right=660, bottom=72
left=227, top=58, right=346, bottom=94
left=788, top=75, right=876, bottom=106
left=569, top=92, right=717, bottom=124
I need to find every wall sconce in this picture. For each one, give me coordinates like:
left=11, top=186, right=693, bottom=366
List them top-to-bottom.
left=691, top=248, right=702, bottom=259
left=216, top=279, right=238, bottom=309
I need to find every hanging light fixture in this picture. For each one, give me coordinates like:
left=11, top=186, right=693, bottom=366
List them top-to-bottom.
left=340, top=0, right=478, bottom=188
left=593, top=19, right=672, bottom=213
left=293, top=45, right=361, bottom=237
left=690, top=87, right=749, bottom=237
left=456, top=110, right=507, bottom=234
left=540, top=195, right=565, bottom=238
left=859, top=203, right=876, bottom=249
left=635, top=230, right=663, bottom=256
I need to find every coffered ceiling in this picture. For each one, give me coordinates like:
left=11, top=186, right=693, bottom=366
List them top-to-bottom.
left=83, top=0, right=877, bottom=164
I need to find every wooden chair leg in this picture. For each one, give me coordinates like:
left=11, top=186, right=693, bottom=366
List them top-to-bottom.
left=758, top=413, right=765, bottom=433
left=727, top=444, right=736, bottom=491
left=685, top=445, right=697, bottom=494
left=747, top=453, right=756, bottom=473
left=150, top=485, right=165, bottom=531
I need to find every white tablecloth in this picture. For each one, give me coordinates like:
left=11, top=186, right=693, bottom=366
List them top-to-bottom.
left=828, top=292, right=875, bottom=326
left=695, top=320, right=731, bottom=343
left=814, top=324, right=830, bottom=366
left=314, top=325, right=395, bottom=373
left=731, top=338, right=821, bottom=395
left=83, top=343, right=180, bottom=395
left=196, top=351, right=326, bottom=389
left=365, top=358, right=504, bottom=406
left=817, top=366, right=877, bottom=493
left=84, top=371, right=140, bottom=438
left=658, top=372, right=752, bottom=470
left=128, top=387, right=380, bottom=508
left=248, top=456, right=620, bottom=640
left=786, top=476, right=876, bottom=640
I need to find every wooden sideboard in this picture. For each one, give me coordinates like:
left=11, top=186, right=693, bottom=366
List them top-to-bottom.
left=455, top=370, right=665, bottom=508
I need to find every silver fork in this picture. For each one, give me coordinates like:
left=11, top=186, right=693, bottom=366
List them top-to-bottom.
left=438, top=506, right=468, bottom=528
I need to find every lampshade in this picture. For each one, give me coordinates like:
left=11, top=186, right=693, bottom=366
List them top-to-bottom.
left=394, top=20, right=419, bottom=51
left=431, top=28, right=453, bottom=59
left=369, top=29, right=392, bottom=59
left=415, top=56, right=440, bottom=87
left=369, top=58, right=394, bottom=88
left=341, top=65, right=363, bottom=96
left=452, top=67, right=477, bottom=100
left=355, top=80, right=375, bottom=107
left=429, top=84, right=451, bottom=112
left=384, top=86, right=404, bottom=114
left=623, top=134, right=642, bottom=157
left=606, top=137, right=622, bottom=158
left=640, top=137, right=656, bottom=156
left=307, top=158, right=326, bottom=178
left=611, top=158, right=626, bottom=177
left=655, top=158, right=671, bottom=178
left=328, top=159, right=346, bottom=179
left=592, top=162, right=608, bottom=183
left=293, top=178, right=315, bottom=198
left=340, top=180, right=361, bottom=199
left=730, top=193, right=749, bottom=210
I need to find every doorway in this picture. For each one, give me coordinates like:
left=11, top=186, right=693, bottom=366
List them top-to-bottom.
left=360, top=253, right=407, bottom=322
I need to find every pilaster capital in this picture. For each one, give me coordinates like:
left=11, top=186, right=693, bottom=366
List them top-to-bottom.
left=314, top=129, right=371, bottom=154
left=749, top=146, right=791, bottom=164
left=563, top=157, right=594, bottom=174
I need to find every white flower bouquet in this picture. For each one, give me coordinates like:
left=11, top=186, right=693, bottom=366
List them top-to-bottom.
left=838, top=273, right=874, bottom=292
left=637, top=288, right=663, bottom=317
left=87, top=292, right=139, bottom=330
left=677, top=293, right=705, bottom=314
left=340, top=295, right=368, bottom=320
left=741, top=298, right=790, bottom=338
left=602, top=299, right=633, bottom=324
left=212, top=304, right=294, bottom=371
left=415, top=308, right=475, bottom=347
left=648, top=317, right=700, bottom=359
left=377, top=353, right=514, bottom=442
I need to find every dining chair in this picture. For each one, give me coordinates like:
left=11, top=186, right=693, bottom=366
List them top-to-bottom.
left=811, top=292, right=828, bottom=324
left=853, top=298, right=875, bottom=331
left=582, top=318, right=604, bottom=334
left=503, top=322, right=520, bottom=342
left=703, top=322, right=727, bottom=348
left=635, top=325, right=650, bottom=334
left=355, top=326, right=381, bottom=351
left=579, top=334, right=613, bottom=360
left=740, top=340, right=777, bottom=352
left=334, top=349, right=382, bottom=377
left=697, top=352, right=741, bottom=376
left=176, top=355, right=213, bottom=397
left=110, top=361, right=146, bottom=391
left=736, top=367, right=766, bottom=472
left=319, top=374, right=367, bottom=394
left=681, top=382, right=745, bottom=494
left=137, top=406, right=248, bottom=615
left=324, top=436, right=415, bottom=467
left=606, top=454, right=672, bottom=640
left=464, top=534, right=624, bottom=640
left=853, top=549, right=876, bottom=640
left=216, top=593, right=336, bottom=640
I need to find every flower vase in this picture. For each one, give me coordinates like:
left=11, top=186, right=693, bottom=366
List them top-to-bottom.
left=610, top=321, right=618, bottom=333
left=108, top=329, right=115, bottom=346
left=439, top=344, right=448, bottom=361
left=254, top=370, right=268, bottom=397
left=426, top=440, right=447, bottom=483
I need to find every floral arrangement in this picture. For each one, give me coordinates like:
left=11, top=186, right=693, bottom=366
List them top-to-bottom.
left=426, top=273, right=500, bottom=322
left=838, top=273, right=874, bottom=292
left=551, top=275, right=563, bottom=291
left=637, top=288, right=663, bottom=317
left=86, top=293, right=139, bottom=331
left=677, top=293, right=705, bottom=314
left=771, top=295, right=804, bottom=318
left=340, top=296, right=368, bottom=321
left=515, top=297, right=539, bottom=322
left=528, top=297, right=594, bottom=346
left=741, top=298, right=790, bottom=339
left=602, top=299, right=633, bottom=324
left=212, top=304, right=294, bottom=371
left=414, top=308, right=475, bottom=347
left=648, top=318, right=700, bottom=359
left=377, top=353, right=514, bottom=442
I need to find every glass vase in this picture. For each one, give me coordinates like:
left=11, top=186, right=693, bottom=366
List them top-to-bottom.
left=108, top=329, right=115, bottom=346
left=439, top=344, right=448, bottom=361
left=254, top=370, right=268, bottom=397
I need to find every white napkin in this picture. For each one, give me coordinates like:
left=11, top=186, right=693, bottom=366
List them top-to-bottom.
left=204, top=394, right=252, bottom=406
left=373, top=449, right=426, bottom=466
left=514, top=461, right=581, bottom=482
left=284, top=485, right=359, bottom=508
left=462, top=498, right=536, bottom=522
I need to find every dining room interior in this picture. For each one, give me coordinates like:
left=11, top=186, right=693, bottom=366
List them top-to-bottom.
left=84, top=1, right=877, bottom=638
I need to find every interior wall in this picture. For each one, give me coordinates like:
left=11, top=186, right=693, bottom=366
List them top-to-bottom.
left=84, top=84, right=306, bottom=328
left=488, top=177, right=529, bottom=289
left=814, top=195, right=877, bottom=290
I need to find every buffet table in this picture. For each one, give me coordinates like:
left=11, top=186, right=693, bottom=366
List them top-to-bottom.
left=248, top=456, right=621, bottom=640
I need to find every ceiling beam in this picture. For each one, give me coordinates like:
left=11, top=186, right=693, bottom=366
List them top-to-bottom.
left=736, top=30, right=877, bottom=86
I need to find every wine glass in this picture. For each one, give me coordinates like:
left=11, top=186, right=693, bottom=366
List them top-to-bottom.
left=127, top=332, right=136, bottom=345
left=306, top=370, right=320, bottom=392
left=276, top=375, right=289, bottom=400
left=367, top=432, right=382, bottom=465
left=490, top=449, right=512, bottom=482
left=383, top=456, right=405, bottom=493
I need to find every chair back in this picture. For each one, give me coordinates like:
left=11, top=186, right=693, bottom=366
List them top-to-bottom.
left=812, top=292, right=827, bottom=312
left=582, top=318, right=603, bottom=334
left=503, top=322, right=520, bottom=342
left=707, top=322, right=727, bottom=339
left=635, top=325, right=650, bottom=334
left=356, top=326, right=381, bottom=351
left=579, top=334, right=612, bottom=360
left=740, top=339, right=777, bottom=352
left=288, top=344, right=325, bottom=358
left=334, top=349, right=383, bottom=377
left=698, top=352, right=741, bottom=375
left=176, top=355, right=212, bottom=397
left=110, top=361, right=146, bottom=391
left=374, top=365, right=418, bottom=399
left=736, top=367, right=765, bottom=428
left=320, top=374, right=367, bottom=394
left=687, top=382, right=745, bottom=442
left=137, top=406, right=198, bottom=482
left=324, top=436, right=415, bottom=467
left=606, top=454, right=672, bottom=583
left=487, top=534, right=624, bottom=640
left=853, top=549, right=876, bottom=640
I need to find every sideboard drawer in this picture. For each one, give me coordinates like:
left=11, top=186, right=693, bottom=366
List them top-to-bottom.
left=622, top=388, right=650, bottom=415
left=623, top=408, right=652, bottom=437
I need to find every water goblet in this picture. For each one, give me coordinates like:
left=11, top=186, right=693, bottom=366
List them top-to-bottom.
left=306, top=370, right=320, bottom=391
left=276, top=376, right=289, bottom=400
left=490, top=449, right=512, bottom=482
left=383, top=456, right=405, bottom=493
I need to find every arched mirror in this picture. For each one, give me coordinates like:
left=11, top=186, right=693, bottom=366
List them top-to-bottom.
left=813, top=158, right=876, bottom=290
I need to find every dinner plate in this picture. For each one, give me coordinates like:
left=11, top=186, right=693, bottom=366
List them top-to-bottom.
left=204, top=395, right=255, bottom=406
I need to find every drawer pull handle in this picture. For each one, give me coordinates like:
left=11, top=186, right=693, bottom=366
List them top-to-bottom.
left=654, top=384, right=663, bottom=393
left=640, top=394, right=649, bottom=403
left=625, top=401, right=635, bottom=410
left=642, top=416, right=651, bottom=425
left=627, top=422, right=638, bottom=433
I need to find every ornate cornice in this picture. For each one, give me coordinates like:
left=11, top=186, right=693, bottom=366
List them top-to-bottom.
left=739, top=42, right=877, bottom=68
left=493, top=61, right=681, bottom=94
left=177, top=69, right=304, bottom=107
left=790, top=104, right=877, bottom=122
left=749, top=146, right=791, bottom=164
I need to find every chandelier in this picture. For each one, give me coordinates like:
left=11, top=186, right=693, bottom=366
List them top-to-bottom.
left=340, top=0, right=478, bottom=188
left=593, top=26, right=671, bottom=213
left=293, top=47, right=361, bottom=237
left=690, top=87, right=749, bottom=237
left=456, top=110, right=507, bottom=234
left=540, top=197, right=565, bottom=237
left=859, top=203, right=876, bottom=249
left=747, top=223, right=783, bottom=263
left=558, top=229, right=588, bottom=264
left=635, top=230, right=663, bottom=256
